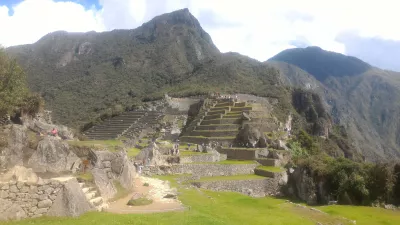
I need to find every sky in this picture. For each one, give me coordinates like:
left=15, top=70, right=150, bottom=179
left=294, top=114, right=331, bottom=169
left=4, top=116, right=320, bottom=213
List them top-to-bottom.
left=0, top=0, right=399, bottom=71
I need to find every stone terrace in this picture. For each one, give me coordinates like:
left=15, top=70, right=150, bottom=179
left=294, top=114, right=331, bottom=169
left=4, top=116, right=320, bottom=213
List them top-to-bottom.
left=180, top=99, right=252, bottom=145
left=84, top=111, right=163, bottom=140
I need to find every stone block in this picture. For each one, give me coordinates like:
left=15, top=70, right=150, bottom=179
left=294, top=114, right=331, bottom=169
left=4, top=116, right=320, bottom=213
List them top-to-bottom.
left=102, top=161, right=111, bottom=168
left=16, top=181, right=24, bottom=189
left=1, top=184, right=9, bottom=190
left=9, top=185, right=18, bottom=193
left=29, top=185, right=37, bottom=193
left=20, top=186, right=29, bottom=193
left=44, top=187, right=54, bottom=195
left=0, top=190, right=9, bottom=198
left=9, top=193, right=16, bottom=199
left=38, top=194, right=48, bottom=201
left=38, top=199, right=52, bottom=208
left=30, top=206, right=37, bottom=213
left=35, top=208, right=48, bottom=215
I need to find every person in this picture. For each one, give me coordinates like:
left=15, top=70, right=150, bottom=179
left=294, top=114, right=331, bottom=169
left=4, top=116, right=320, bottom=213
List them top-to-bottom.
left=51, top=128, right=58, bottom=137
left=188, top=143, right=191, bottom=151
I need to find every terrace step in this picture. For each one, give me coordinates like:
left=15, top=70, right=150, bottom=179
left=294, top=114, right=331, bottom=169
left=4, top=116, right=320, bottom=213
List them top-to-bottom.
left=201, top=118, right=241, bottom=125
left=195, top=124, right=241, bottom=131
left=190, top=130, right=239, bottom=137
left=180, top=136, right=236, bottom=145
left=218, top=148, right=269, bottom=160
left=254, top=166, right=284, bottom=178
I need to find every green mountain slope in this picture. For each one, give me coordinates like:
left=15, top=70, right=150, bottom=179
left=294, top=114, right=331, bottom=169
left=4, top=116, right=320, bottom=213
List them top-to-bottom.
left=6, top=9, right=289, bottom=128
left=268, top=48, right=400, bottom=161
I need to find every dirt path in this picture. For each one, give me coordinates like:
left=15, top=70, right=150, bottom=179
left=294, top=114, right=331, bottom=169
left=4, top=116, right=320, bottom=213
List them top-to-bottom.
left=106, top=176, right=185, bottom=214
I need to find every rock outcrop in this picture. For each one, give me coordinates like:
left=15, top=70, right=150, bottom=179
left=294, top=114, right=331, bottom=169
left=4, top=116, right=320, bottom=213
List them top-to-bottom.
left=1, top=125, right=27, bottom=169
left=27, top=137, right=80, bottom=173
left=90, top=150, right=136, bottom=200
left=0, top=166, right=39, bottom=184
left=286, top=167, right=328, bottom=205
left=47, top=178, right=93, bottom=217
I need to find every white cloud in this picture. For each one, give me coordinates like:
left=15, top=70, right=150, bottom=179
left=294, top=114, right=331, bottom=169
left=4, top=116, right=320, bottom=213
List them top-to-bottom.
left=0, top=0, right=399, bottom=63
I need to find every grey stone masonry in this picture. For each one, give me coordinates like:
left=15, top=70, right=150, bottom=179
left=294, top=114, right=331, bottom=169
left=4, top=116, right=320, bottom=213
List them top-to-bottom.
left=144, top=163, right=258, bottom=177
left=191, top=178, right=280, bottom=197
left=0, top=179, right=62, bottom=220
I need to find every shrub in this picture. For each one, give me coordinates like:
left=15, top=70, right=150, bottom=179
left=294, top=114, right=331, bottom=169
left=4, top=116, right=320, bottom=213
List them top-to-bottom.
left=143, top=182, right=149, bottom=187
left=127, top=197, right=153, bottom=206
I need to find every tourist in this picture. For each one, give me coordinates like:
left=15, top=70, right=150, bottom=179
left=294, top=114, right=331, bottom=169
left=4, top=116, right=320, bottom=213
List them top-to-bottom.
left=50, top=127, right=58, bottom=137
left=188, top=143, right=191, bottom=151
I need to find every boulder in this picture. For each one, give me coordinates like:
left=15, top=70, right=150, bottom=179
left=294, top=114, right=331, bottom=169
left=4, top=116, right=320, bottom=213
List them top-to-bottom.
left=24, top=117, right=74, bottom=140
left=2, top=125, right=27, bottom=168
left=27, top=136, right=80, bottom=173
left=111, top=156, right=124, bottom=174
left=118, top=157, right=136, bottom=191
left=0, top=166, right=39, bottom=183
left=92, top=168, right=117, bottom=201
left=47, top=178, right=93, bottom=217
left=0, top=199, right=27, bottom=221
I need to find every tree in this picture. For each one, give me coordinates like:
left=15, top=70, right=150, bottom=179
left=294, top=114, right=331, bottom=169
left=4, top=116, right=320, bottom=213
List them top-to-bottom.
left=0, top=48, right=28, bottom=116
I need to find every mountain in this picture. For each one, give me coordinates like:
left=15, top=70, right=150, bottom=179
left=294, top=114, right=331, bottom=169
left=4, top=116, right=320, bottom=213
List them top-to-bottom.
left=6, top=8, right=289, bottom=128
left=268, top=47, right=400, bottom=161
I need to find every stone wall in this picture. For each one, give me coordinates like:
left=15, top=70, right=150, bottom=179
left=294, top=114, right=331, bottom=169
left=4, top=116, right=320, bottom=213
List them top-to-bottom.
left=217, top=148, right=269, bottom=160
left=180, top=153, right=217, bottom=163
left=145, top=163, right=257, bottom=177
left=0, top=177, right=91, bottom=220
left=191, top=178, right=280, bottom=197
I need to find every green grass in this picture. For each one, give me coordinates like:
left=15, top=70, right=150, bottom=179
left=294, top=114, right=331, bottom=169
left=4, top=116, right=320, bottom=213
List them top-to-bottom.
left=67, top=139, right=123, bottom=151
left=127, top=147, right=141, bottom=158
left=179, top=151, right=210, bottom=156
left=188, top=160, right=256, bottom=165
left=256, top=166, right=284, bottom=172
left=76, top=172, right=94, bottom=182
left=3, top=174, right=398, bottom=225
left=194, top=174, right=265, bottom=182
left=317, top=205, right=400, bottom=225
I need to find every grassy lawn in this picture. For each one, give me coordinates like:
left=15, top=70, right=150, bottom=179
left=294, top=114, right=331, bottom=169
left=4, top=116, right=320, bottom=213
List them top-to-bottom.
left=67, top=139, right=123, bottom=151
left=127, top=147, right=141, bottom=158
left=179, top=151, right=210, bottom=156
left=187, top=160, right=256, bottom=165
left=256, top=166, right=284, bottom=172
left=76, top=172, right=94, bottom=182
left=194, top=174, right=265, bottom=182
left=3, top=175, right=398, bottom=225
left=317, top=205, right=400, bottom=225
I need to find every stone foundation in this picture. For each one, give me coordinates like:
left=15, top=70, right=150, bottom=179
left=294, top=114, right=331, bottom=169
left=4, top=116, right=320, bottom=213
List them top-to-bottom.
left=144, top=163, right=257, bottom=177
left=0, top=177, right=90, bottom=220
left=191, top=178, right=280, bottom=197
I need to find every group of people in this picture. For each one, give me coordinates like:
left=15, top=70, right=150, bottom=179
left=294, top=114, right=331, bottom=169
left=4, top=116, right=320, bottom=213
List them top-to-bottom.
left=212, top=92, right=239, bottom=102
left=37, top=127, right=59, bottom=137
left=169, top=141, right=180, bottom=155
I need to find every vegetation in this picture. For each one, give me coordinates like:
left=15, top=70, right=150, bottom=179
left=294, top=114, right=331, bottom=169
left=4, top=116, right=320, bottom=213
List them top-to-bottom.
left=0, top=48, right=43, bottom=118
left=256, top=166, right=284, bottom=173
left=76, top=172, right=94, bottom=183
left=194, top=174, right=265, bottom=182
left=4, top=175, right=399, bottom=225
left=127, top=197, right=153, bottom=206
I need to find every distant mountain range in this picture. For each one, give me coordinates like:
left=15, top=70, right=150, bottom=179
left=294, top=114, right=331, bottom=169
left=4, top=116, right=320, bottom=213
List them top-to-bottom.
left=6, top=9, right=400, bottom=161
left=268, top=46, right=400, bottom=160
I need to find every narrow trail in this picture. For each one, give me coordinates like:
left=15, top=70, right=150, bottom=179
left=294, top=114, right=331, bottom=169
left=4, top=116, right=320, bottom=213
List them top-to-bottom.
left=106, top=176, right=186, bottom=214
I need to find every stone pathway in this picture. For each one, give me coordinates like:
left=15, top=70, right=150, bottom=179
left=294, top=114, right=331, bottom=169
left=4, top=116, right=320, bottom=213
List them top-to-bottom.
left=106, top=176, right=185, bottom=214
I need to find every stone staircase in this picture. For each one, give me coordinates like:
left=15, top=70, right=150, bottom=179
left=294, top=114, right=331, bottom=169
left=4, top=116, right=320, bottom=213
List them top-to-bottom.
left=84, top=111, right=163, bottom=140
left=78, top=182, right=108, bottom=211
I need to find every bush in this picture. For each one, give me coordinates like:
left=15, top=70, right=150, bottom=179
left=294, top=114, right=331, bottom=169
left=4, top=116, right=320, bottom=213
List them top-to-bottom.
left=143, top=182, right=149, bottom=187
left=127, top=197, right=153, bottom=206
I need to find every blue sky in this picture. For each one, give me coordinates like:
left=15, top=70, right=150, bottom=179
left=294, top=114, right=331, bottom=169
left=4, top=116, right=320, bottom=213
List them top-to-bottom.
left=0, top=0, right=399, bottom=71
left=2, top=0, right=100, bottom=15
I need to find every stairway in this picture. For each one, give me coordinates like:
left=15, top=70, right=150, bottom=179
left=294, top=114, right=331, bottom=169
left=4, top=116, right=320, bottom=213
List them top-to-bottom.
left=84, top=111, right=163, bottom=140
left=78, top=182, right=108, bottom=211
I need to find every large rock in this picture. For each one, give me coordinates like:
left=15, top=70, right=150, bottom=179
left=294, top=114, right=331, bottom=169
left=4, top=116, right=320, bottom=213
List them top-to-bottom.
left=23, top=116, right=74, bottom=140
left=2, top=125, right=27, bottom=168
left=27, top=137, right=80, bottom=173
left=118, top=156, right=136, bottom=191
left=0, top=166, right=39, bottom=183
left=286, top=167, right=328, bottom=205
left=92, top=168, right=117, bottom=200
left=47, top=178, right=93, bottom=217
left=0, top=199, right=27, bottom=221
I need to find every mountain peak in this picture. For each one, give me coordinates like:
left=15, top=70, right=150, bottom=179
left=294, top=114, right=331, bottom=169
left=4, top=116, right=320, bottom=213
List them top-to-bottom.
left=269, top=46, right=372, bottom=81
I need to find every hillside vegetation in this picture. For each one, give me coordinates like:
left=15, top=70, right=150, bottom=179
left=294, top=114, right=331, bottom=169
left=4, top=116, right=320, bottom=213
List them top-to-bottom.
left=7, top=9, right=289, bottom=129
left=269, top=47, right=400, bottom=161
